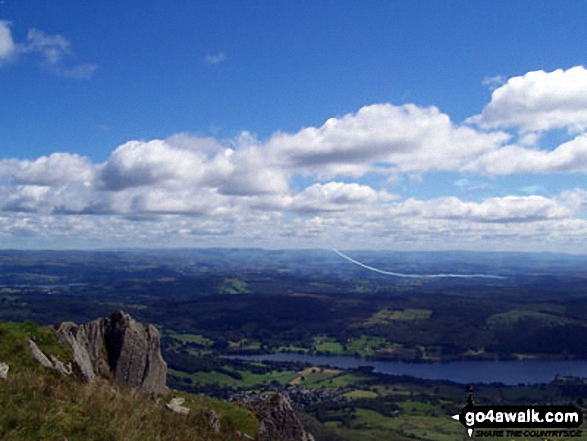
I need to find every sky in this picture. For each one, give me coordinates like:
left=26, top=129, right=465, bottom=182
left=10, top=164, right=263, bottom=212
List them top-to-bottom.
left=2, top=1, right=587, bottom=252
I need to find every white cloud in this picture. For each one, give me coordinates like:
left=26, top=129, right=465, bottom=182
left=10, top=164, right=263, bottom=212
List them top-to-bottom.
left=0, top=21, right=16, bottom=61
left=0, top=22, right=96, bottom=78
left=25, top=28, right=70, bottom=64
left=204, top=52, right=226, bottom=65
left=3, top=65, right=587, bottom=250
left=468, top=66, right=587, bottom=133
left=481, top=74, right=506, bottom=90
left=267, top=103, right=509, bottom=177
left=465, top=134, right=587, bottom=174
left=99, top=137, right=288, bottom=197
left=100, top=140, right=204, bottom=191
left=0, top=153, right=95, bottom=186
left=289, top=182, right=397, bottom=214
left=0, top=185, right=51, bottom=213
left=429, top=195, right=571, bottom=223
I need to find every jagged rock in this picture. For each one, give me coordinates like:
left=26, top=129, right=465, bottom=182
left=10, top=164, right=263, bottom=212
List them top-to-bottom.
left=56, top=310, right=168, bottom=395
left=56, top=321, right=100, bottom=382
left=28, top=340, right=73, bottom=376
left=28, top=340, right=53, bottom=368
left=50, top=355, right=73, bottom=376
left=0, top=362, right=8, bottom=379
left=242, top=394, right=314, bottom=441
left=166, top=397, right=190, bottom=415
left=205, top=410, right=221, bottom=433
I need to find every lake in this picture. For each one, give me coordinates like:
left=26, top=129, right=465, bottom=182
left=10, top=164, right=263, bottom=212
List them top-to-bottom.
left=228, top=353, right=587, bottom=385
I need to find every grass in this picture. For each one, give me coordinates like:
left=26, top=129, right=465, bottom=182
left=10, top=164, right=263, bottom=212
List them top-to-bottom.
left=219, top=278, right=250, bottom=294
left=363, top=308, right=433, bottom=327
left=0, top=321, right=258, bottom=441
left=165, top=330, right=214, bottom=346
left=312, top=333, right=405, bottom=358
left=313, top=335, right=344, bottom=354
left=346, top=335, right=395, bottom=357
left=228, top=339, right=261, bottom=351
left=276, top=345, right=309, bottom=353
left=290, top=366, right=341, bottom=385
left=170, top=367, right=298, bottom=388
left=297, top=372, right=372, bottom=389
left=344, top=389, right=378, bottom=399
left=397, top=400, right=438, bottom=415
left=331, top=408, right=462, bottom=441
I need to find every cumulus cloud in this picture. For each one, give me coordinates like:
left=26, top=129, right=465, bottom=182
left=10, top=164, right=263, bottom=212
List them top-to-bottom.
left=0, top=21, right=16, bottom=61
left=3, top=65, right=587, bottom=250
left=468, top=66, right=587, bottom=133
left=267, top=103, right=509, bottom=177
left=465, top=134, right=587, bottom=174
left=99, top=137, right=288, bottom=196
left=100, top=140, right=203, bottom=190
left=0, top=153, right=95, bottom=186
left=289, top=182, right=397, bottom=214
left=409, top=195, right=571, bottom=223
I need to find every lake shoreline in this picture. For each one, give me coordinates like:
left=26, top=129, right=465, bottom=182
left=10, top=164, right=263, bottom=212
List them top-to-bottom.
left=223, top=353, right=587, bottom=385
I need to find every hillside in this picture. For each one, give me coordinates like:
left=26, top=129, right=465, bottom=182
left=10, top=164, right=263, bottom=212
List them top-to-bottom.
left=0, top=319, right=259, bottom=441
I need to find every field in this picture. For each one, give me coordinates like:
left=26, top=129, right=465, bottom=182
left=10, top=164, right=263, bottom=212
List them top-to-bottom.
left=3, top=249, right=587, bottom=440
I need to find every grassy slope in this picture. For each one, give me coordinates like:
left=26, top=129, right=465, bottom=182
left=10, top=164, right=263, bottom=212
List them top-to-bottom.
left=0, top=321, right=257, bottom=441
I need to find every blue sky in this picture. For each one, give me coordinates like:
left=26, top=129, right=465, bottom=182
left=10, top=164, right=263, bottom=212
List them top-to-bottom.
left=2, top=1, right=587, bottom=251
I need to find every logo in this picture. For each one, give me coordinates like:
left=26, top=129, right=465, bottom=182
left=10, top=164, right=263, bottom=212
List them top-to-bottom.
left=452, top=387, right=583, bottom=438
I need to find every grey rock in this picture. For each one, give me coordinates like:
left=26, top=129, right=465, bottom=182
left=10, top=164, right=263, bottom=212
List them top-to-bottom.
left=57, top=310, right=168, bottom=395
left=104, top=311, right=168, bottom=395
left=57, top=322, right=99, bottom=381
left=28, top=339, right=73, bottom=376
left=28, top=340, right=53, bottom=368
left=50, top=355, right=73, bottom=376
left=0, top=362, right=8, bottom=379
left=242, top=394, right=314, bottom=441
left=165, top=397, right=190, bottom=415
left=205, top=409, right=221, bottom=433
left=235, top=431, right=254, bottom=440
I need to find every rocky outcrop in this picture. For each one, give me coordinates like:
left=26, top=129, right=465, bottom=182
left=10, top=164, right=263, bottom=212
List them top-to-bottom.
left=56, top=310, right=168, bottom=395
left=28, top=340, right=73, bottom=376
left=50, top=355, right=74, bottom=376
left=0, top=362, right=8, bottom=379
left=242, top=394, right=314, bottom=441
left=205, top=410, right=221, bottom=433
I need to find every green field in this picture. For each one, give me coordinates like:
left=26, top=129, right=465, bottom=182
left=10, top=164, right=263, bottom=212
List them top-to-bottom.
left=363, top=308, right=433, bottom=327
left=169, top=367, right=298, bottom=388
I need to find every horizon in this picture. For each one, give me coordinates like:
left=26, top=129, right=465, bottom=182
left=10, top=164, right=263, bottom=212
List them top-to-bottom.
left=2, top=1, right=587, bottom=252
left=3, top=246, right=587, bottom=258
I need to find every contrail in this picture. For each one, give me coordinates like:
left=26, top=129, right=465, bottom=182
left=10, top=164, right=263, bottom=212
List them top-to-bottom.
left=333, top=249, right=505, bottom=279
